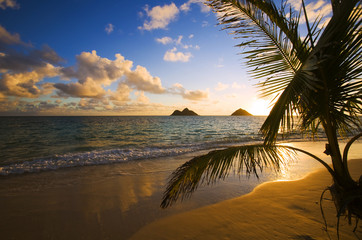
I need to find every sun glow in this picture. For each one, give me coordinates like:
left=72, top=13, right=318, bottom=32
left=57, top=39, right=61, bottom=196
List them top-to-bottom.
left=250, top=99, right=272, bottom=116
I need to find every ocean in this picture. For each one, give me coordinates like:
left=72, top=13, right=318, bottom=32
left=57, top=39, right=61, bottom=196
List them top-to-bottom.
left=0, top=115, right=337, bottom=176
left=0, top=116, right=269, bottom=175
left=1, top=116, right=361, bottom=239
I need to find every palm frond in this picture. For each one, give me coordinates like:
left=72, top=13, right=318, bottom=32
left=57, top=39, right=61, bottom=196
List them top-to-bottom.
left=206, top=0, right=310, bottom=94
left=207, top=0, right=331, bottom=143
left=261, top=1, right=362, bottom=142
left=297, top=1, right=362, bottom=134
left=161, top=144, right=297, bottom=208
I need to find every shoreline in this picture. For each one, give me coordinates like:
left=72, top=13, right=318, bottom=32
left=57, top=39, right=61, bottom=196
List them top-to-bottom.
left=1, top=141, right=361, bottom=239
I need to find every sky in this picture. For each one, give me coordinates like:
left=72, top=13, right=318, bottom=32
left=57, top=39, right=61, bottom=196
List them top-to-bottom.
left=0, top=0, right=332, bottom=116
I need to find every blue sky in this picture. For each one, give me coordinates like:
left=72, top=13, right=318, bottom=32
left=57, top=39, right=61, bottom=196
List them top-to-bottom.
left=0, top=0, right=332, bottom=116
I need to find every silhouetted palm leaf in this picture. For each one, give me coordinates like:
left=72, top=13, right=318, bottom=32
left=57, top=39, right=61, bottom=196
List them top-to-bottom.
left=209, top=0, right=361, bottom=144
left=162, top=1, right=362, bottom=227
left=262, top=1, right=362, bottom=144
left=161, top=143, right=338, bottom=208
left=161, top=144, right=298, bottom=208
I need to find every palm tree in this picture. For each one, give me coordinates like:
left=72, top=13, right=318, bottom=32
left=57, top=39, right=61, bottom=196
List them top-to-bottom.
left=161, top=0, right=362, bottom=229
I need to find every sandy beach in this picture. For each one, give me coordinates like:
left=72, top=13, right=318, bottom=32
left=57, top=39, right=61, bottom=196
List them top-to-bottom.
left=1, top=141, right=361, bottom=239
left=131, top=158, right=362, bottom=240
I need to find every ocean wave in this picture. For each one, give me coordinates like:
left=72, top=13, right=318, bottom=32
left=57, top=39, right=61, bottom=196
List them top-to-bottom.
left=0, top=134, right=332, bottom=176
left=0, top=138, right=262, bottom=176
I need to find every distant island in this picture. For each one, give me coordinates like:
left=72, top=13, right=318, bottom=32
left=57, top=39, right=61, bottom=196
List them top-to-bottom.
left=171, top=108, right=199, bottom=116
left=231, top=108, right=252, bottom=116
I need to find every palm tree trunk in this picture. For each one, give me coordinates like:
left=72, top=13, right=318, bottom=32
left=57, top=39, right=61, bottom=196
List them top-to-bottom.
left=323, top=120, right=356, bottom=189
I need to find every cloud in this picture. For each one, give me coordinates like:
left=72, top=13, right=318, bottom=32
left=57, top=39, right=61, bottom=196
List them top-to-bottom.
left=0, top=0, right=19, bottom=10
left=180, top=0, right=210, bottom=13
left=288, top=0, right=332, bottom=25
left=138, top=3, right=179, bottom=31
left=105, top=23, right=114, bottom=34
left=0, top=25, right=25, bottom=47
left=0, top=25, right=63, bottom=74
left=0, top=25, right=64, bottom=98
left=0, top=25, right=206, bottom=112
left=0, top=33, right=166, bottom=101
left=188, top=34, right=194, bottom=39
left=156, top=35, right=199, bottom=50
left=156, top=35, right=199, bottom=62
left=175, top=35, right=183, bottom=45
left=156, top=36, right=173, bottom=45
left=0, top=44, right=63, bottom=73
left=163, top=47, right=192, bottom=62
left=60, top=50, right=132, bottom=86
left=57, top=51, right=166, bottom=98
left=0, top=64, right=59, bottom=98
left=125, top=65, right=165, bottom=94
left=54, top=80, right=106, bottom=99
left=215, top=82, right=229, bottom=91
left=108, top=83, right=131, bottom=102
left=169, top=83, right=209, bottom=101
left=183, top=89, right=209, bottom=100
left=135, top=91, right=150, bottom=104
left=77, top=98, right=112, bottom=111
left=5, top=100, right=59, bottom=113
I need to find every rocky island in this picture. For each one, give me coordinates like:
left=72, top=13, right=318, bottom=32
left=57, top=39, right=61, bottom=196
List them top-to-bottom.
left=171, top=108, right=199, bottom=116
left=231, top=108, right=252, bottom=116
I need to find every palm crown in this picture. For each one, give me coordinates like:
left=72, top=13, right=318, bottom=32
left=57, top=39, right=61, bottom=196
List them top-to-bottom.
left=161, top=0, right=362, bottom=227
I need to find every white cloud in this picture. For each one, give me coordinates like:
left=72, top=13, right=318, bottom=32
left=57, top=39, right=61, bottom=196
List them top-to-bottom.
left=0, top=0, right=19, bottom=10
left=180, top=0, right=210, bottom=13
left=288, top=0, right=332, bottom=25
left=138, top=3, right=179, bottom=31
left=105, top=23, right=114, bottom=34
left=188, top=34, right=194, bottom=39
left=156, top=35, right=199, bottom=50
left=156, top=35, right=200, bottom=63
left=155, top=36, right=173, bottom=45
left=163, top=47, right=192, bottom=62
left=61, top=50, right=132, bottom=86
left=56, top=51, right=165, bottom=98
left=125, top=65, right=165, bottom=94
left=215, top=82, right=229, bottom=91
left=169, top=83, right=209, bottom=101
